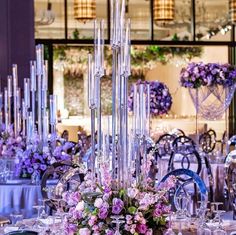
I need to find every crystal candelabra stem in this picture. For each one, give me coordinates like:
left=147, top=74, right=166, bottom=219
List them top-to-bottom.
left=111, top=47, right=119, bottom=185
left=30, top=61, right=37, bottom=133
left=12, top=64, right=18, bottom=137
left=0, top=92, right=2, bottom=128
left=90, top=107, right=96, bottom=177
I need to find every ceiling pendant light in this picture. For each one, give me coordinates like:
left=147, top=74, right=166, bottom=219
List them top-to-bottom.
left=74, top=0, right=96, bottom=23
left=153, top=0, right=175, bottom=24
left=229, top=0, right=236, bottom=24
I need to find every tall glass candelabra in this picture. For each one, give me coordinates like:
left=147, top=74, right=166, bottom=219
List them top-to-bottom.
left=87, top=0, right=150, bottom=190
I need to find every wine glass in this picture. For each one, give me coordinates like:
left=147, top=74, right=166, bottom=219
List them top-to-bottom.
left=175, top=192, right=191, bottom=235
left=40, top=199, right=49, bottom=219
left=32, top=201, right=44, bottom=229
left=196, top=208, right=211, bottom=235
left=212, top=210, right=226, bottom=235
left=10, top=212, right=23, bottom=226
left=164, top=212, right=175, bottom=235
left=111, top=215, right=125, bottom=235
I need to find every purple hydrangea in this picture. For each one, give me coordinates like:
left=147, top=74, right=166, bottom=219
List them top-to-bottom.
left=180, top=62, right=236, bottom=88
left=128, top=80, right=172, bottom=116
left=112, top=198, right=124, bottom=214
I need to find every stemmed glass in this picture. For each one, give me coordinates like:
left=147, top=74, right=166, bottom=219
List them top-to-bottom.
left=175, top=192, right=191, bottom=235
left=32, top=200, right=45, bottom=229
left=196, top=208, right=211, bottom=235
left=212, top=210, right=226, bottom=235
left=10, top=212, right=23, bottom=226
left=164, top=212, right=175, bottom=235
left=111, top=215, right=125, bottom=235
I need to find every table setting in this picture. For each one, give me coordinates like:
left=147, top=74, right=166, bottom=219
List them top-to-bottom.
left=2, top=0, right=236, bottom=234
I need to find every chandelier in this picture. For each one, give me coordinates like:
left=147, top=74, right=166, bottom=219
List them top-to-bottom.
left=74, top=0, right=96, bottom=23
left=153, top=0, right=175, bottom=24
left=229, top=0, right=236, bottom=24
left=35, top=1, right=55, bottom=26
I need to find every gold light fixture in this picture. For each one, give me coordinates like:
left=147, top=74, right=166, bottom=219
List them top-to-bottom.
left=74, top=0, right=96, bottom=23
left=153, top=0, right=175, bottom=24
left=229, top=0, right=236, bottom=24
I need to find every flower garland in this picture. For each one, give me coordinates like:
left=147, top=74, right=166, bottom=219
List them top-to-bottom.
left=180, top=62, right=236, bottom=89
left=128, top=80, right=172, bottom=116
left=63, top=154, right=175, bottom=235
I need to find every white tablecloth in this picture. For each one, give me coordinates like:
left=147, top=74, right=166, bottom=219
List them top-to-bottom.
left=0, top=183, right=42, bottom=218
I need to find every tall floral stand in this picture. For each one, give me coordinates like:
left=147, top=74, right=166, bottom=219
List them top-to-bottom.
left=188, top=84, right=236, bottom=141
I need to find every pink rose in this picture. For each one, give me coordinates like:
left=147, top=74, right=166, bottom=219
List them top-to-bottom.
left=136, top=223, right=148, bottom=234
left=79, top=228, right=91, bottom=235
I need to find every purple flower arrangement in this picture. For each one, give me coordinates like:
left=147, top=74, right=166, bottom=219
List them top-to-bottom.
left=180, top=62, right=236, bottom=89
left=128, top=80, right=172, bottom=116
left=0, top=124, right=26, bottom=158
left=15, top=135, right=74, bottom=178
left=63, top=158, right=175, bottom=235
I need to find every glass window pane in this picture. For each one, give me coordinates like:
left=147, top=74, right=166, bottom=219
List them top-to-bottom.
left=35, top=0, right=65, bottom=39
left=67, top=0, right=108, bottom=40
left=128, top=0, right=151, bottom=40
left=154, top=0, right=192, bottom=40
left=196, top=0, right=230, bottom=41
left=53, top=45, right=228, bottom=138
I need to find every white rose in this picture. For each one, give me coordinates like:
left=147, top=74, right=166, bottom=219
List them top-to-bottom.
left=127, top=187, right=138, bottom=198
left=94, top=198, right=103, bottom=208
left=76, top=201, right=85, bottom=211
left=79, top=228, right=91, bottom=235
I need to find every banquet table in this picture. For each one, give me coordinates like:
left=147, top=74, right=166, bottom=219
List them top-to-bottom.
left=158, top=158, right=225, bottom=202
left=0, top=180, right=42, bottom=218
left=1, top=214, right=236, bottom=235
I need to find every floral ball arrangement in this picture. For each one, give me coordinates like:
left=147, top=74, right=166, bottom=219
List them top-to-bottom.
left=180, top=62, right=236, bottom=89
left=128, top=80, right=172, bottom=116
left=0, top=124, right=26, bottom=158
left=64, top=156, right=175, bottom=235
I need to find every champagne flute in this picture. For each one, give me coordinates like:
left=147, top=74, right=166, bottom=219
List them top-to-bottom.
left=212, top=210, right=226, bottom=235
left=164, top=212, right=175, bottom=235
left=111, top=215, right=125, bottom=235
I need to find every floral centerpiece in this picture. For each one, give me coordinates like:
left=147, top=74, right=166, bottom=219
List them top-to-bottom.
left=179, top=62, right=236, bottom=120
left=180, top=62, right=236, bottom=89
left=128, top=80, right=172, bottom=116
left=0, top=124, right=26, bottom=158
left=15, top=134, right=74, bottom=178
left=63, top=154, right=175, bottom=235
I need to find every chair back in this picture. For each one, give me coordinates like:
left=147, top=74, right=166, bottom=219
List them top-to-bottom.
left=199, top=129, right=216, bottom=154
left=155, top=133, right=175, bottom=158
left=172, top=135, right=196, bottom=154
left=41, top=161, right=83, bottom=210
left=159, top=168, right=208, bottom=216
left=5, top=231, right=38, bottom=235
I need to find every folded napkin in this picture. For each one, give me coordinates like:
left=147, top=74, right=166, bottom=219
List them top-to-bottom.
left=39, top=218, right=61, bottom=225
left=4, top=226, right=19, bottom=233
